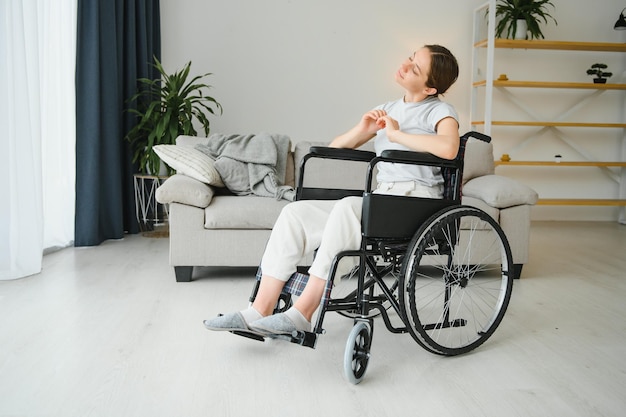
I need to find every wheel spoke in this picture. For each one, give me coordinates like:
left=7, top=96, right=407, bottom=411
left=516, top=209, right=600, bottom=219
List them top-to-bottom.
left=399, top=206, right=513, bottom=355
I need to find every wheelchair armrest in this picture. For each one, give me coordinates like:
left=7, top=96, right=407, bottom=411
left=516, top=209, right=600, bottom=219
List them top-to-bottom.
left=296, top=146, right=375, bottom=201
left=308, top=146, right=376, bottom=162
left=380, top=149, right=459, bottom=169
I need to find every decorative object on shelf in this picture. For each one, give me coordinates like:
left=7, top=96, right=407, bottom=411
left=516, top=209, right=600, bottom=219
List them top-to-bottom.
left=494, top=0, right=557, bottom=40
left=614, top=7, right=626, bottom=30
left=514, top=19, right=528, bottom=40
left=125, top=57, right=223, bottom=175
left=586, top=63, right=613, bottom=84
left=498, top=74, right=509, bottom=81
left=501, top=153, right=511, bottom=162
left=554, top=154, right=561, bottom=163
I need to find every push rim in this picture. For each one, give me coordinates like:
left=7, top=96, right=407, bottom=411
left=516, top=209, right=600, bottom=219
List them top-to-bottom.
left=400, top=205, right=513, bottom=356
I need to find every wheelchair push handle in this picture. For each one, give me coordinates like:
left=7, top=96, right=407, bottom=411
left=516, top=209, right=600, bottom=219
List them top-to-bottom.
left=461, top=131, right=491, bottom=143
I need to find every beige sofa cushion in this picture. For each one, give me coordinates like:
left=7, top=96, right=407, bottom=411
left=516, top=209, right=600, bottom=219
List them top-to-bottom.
left=176, top=135, right=210, bottom=147
left=463, top=138, right=495, bottom=184
left=156, top=174, right=214, bottom=208
left=204, top=195, right=290, bottom=229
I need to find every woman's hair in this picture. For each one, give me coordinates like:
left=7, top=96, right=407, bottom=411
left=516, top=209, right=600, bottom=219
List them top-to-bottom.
left=424, top=44, right=459, bottom=96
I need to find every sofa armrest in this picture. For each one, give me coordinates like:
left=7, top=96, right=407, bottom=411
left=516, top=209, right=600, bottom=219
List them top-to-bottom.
left=156, top=174, right=215, bottom=208
left=463, top=174, right=538, bottom=209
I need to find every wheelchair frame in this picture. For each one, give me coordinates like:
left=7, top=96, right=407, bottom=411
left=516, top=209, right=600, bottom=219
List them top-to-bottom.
left=243, top=131, right=514, bottom=384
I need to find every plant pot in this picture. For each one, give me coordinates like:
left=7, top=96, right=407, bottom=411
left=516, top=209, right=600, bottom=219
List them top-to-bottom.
left=514, top=19, right=528, bottom=40
left=593, top=78, right=607, bottom=84
left=133, top=174, right=170, bottom=235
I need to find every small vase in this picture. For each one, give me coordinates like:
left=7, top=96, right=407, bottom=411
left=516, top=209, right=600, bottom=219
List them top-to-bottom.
left=514, top=19, right=528, bottom=40
left=593, top=78, right=607, bottom=84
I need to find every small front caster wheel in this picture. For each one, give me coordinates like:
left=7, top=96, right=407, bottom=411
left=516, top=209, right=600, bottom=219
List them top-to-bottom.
left=343, top=321, right=372, bottom=384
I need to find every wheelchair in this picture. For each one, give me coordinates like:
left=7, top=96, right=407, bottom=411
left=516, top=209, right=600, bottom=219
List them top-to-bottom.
left=239, top=131, right=514, bottom=384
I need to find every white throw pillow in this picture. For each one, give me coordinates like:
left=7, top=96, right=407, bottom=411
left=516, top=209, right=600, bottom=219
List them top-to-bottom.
left=153, top=144, right=224, bottom=187
left=463, top=175, right=538, bottom=208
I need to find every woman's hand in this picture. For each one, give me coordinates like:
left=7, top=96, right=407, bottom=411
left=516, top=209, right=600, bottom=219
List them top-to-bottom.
left=330, top=109, right=387, bottom=149
left=360, top=110, right=388, bottom=135
left=377, top=115, right=400, bottom=138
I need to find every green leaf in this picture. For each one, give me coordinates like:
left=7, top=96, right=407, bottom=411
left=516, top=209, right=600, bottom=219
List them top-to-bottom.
left=124, top=57, right=223, bottom=173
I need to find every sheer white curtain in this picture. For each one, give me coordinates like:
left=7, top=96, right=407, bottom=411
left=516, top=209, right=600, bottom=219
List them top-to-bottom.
left=0, top=0, right=77, bottom=280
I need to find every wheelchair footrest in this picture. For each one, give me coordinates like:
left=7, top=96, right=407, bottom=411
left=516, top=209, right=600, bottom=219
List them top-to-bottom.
left=423, top=318, right=467, bottom=331
left=230, top=329, right=318, bottom=347
left=230, top=330, right=266, bottom=342
left=288, top=330, right=318, bottom=349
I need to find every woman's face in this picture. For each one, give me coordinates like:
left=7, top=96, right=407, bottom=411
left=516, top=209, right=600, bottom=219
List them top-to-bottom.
left=395, top=47, right=436, bottom=97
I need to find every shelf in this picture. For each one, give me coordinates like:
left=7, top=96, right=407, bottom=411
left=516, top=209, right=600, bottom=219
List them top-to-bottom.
left=471, top=2, right=626, bottom=216
left=474, top=39, right=626, bottom=52
left=473, top=80, right=626, bottom=90
left=472, top=121, right=626, bottom=128
left=495, top=161, right=626, bottom=167
left=536, top=199, right=626, bottom=206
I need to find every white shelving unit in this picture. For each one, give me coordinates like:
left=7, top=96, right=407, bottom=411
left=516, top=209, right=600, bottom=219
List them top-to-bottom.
left=470, top=0, right=626, bottom=222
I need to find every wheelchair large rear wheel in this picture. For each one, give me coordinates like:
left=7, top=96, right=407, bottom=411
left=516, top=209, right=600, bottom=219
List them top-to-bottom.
left=399, top=205, right=513, bottom=356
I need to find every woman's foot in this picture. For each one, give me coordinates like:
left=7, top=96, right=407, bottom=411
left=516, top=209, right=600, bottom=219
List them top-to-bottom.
left=203, top=307, right=263, bottom=333
left=249, top=307, right=311, bottom=336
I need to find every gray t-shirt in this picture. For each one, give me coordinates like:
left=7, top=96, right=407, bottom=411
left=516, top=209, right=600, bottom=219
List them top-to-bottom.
left=373, top=97, right=459, bottom=187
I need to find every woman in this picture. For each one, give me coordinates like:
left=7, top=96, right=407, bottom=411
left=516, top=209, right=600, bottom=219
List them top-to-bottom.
left=204, top=44, right=460, bottom=336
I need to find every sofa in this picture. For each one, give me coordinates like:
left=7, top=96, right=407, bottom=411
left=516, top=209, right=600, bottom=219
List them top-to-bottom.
left=155, top=135, right=538, bottom=282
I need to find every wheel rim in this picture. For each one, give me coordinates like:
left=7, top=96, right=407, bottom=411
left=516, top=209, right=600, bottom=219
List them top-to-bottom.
left=400, top=206, right=513, bottom=355
left=344, top=322, right=372, bottom=384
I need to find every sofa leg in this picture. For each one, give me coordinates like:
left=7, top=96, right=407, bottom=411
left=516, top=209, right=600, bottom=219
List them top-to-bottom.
left=512, top=264, right=523, bottom=280
left=175, top=266, right=193, bottom=282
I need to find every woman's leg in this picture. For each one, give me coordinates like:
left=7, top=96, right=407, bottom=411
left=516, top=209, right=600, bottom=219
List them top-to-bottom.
left=291, top=196, right=364, bottom=321
left=307, top=196, right=363, bottom=281
left=250, top=197, right=364, bottom=334
left=260, top=199, right=336, bottom=281
left=204, top=200, right=335, bottom=333
left=252, top=274, right=288, bottom=316
left=292, top=274, right=327, bottom=321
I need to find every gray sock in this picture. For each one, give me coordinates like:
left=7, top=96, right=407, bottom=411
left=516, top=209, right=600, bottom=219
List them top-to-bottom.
left=240, top=306, right=263, bottom=324
left=284, top=307, right=311, bottom=330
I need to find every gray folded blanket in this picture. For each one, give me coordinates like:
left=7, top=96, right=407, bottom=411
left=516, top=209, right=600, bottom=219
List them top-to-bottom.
left=195, top=133, right=295, bottom=201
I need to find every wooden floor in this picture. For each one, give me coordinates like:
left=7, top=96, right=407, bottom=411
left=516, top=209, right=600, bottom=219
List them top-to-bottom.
left=1, top=221, right=625, bottom=417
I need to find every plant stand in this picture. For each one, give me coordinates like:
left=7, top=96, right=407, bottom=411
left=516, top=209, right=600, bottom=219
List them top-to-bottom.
left=133, top=174, right=170, bottom=237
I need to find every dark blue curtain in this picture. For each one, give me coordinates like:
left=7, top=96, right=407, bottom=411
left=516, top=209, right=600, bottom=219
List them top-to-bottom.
left=75, top=0, right=160, bottom=246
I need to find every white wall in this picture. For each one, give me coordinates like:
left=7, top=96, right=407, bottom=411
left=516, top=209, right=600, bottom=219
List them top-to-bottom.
left=160, top=0, right=482, bottom=139
left=161, top=0, right=626, bottom=221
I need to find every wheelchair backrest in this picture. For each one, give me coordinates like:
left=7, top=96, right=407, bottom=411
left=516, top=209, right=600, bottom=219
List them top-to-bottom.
left=361, top=131, right=491, bottom=239
left=442, top=131, right=491, bottom=200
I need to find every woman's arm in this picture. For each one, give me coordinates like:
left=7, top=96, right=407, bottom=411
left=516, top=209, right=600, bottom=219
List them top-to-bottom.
left=329, top=110, right=387, bottom=149
left=380, top=115, right=460, bottom=160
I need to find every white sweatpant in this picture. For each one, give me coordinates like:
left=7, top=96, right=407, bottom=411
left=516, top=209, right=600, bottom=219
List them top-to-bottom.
left=260, top=181, right=443, bottom=282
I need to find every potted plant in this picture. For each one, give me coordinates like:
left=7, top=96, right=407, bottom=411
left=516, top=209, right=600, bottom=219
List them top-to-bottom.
left=494, top=0, right=557, bottom=40
left=125, top=57, right=222, bottom=175
left=586, top=63, right=613, bottom=84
